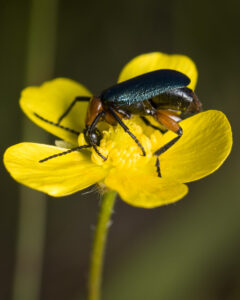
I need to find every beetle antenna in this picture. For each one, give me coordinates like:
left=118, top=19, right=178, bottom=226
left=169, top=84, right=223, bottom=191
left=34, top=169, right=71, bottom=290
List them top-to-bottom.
left=34, top=113, right=80, bottom=135
left=39, top=145, right=90, bottom=163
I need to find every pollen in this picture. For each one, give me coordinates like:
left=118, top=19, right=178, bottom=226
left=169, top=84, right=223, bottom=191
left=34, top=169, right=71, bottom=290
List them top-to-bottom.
left=79, top=118, right=155, bottom=169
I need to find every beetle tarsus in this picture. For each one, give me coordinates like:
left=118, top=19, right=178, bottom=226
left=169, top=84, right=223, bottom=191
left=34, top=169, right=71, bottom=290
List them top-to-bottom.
left=154, top=134, right=182, bottom=157
left=155, top=157, right=161, bottom=177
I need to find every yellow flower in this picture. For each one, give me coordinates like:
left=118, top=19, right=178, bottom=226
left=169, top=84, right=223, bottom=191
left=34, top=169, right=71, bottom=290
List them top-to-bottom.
left=3, top=52, right=232, bottom=208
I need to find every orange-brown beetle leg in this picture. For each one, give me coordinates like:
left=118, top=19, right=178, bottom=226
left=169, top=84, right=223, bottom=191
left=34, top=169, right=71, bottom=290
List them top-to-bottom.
left=154, top=110, right=183, bottom=177
left=140, top=116, right=166, bottom=133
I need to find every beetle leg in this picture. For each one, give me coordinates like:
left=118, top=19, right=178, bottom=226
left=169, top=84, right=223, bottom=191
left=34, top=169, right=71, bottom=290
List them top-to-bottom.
left=58, top=96, right=91, bottom=124
left=108, top=107, right=146, bottom=156
left=114, top=108, right=131, bottom=119
left=154, top=110, right=183, bottom=177
left=34, top=112, right=80, bottom=135
left=140, top=116, right=166, bottom=134
left=155, top=133, right=182, bottom=156
left=155, top=157, right=161, bottom=177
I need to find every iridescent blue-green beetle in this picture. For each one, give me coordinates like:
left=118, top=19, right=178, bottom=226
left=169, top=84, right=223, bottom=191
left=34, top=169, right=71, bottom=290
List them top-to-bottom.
left=38, top=69, right=202, bottom=176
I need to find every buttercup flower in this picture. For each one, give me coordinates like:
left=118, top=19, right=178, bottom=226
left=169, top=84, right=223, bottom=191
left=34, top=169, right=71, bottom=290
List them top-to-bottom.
left=3, top=52, right=232, bottom=208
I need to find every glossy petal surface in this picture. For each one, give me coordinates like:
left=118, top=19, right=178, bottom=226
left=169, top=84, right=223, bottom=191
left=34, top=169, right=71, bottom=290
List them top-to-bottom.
left=118, top=52, right=198, bottom=90
left=20, top=78, right=91, bottom=145
left=157, top=110, right=232, bottom=182
left=4, top=143, right=108, bottom=197
left=105, top=169, right=188, bottom=208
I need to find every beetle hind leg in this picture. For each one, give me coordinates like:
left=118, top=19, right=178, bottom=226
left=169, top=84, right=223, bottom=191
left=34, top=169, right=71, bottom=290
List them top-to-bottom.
left=153, top=110, right=183, bottom=177
left=140, top=116, right=166, bottom=134
left=154, top=131, right=182, bottom=177
left=155, top=157, right=161, bottom=177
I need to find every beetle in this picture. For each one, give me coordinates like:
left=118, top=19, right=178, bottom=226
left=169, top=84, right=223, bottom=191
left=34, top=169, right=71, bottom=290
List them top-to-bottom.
left=36, top=69, right=202, bottom=177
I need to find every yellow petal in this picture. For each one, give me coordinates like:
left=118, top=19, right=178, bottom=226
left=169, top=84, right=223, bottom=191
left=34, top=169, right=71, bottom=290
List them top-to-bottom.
left=118, top=52, right=198, bottom=90
left=20, top=78, right=91, bottom=145
left=158, top=110, right=232, bottom=183
left=4, top=143, right=108, bottom=197
left=105, top=169, right=188, bottom=208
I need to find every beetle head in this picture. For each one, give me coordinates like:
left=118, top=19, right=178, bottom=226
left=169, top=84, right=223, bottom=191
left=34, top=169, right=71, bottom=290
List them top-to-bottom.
left=84, top=127, right=103, bottom=146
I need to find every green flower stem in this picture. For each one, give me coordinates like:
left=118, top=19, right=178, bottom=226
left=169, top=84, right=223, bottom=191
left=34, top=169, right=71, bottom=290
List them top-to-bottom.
left=13, top=1, right=58, bottom=300
left=88, top=190, right=117, bottom=300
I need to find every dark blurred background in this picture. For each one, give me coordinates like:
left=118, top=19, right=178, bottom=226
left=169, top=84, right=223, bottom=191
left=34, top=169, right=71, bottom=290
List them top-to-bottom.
left=1, top=0, right=240, bottom=299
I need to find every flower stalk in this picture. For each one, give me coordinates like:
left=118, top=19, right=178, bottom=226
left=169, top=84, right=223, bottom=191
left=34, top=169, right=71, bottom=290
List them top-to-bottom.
left=12, top=1, right=58, bottom=300
left=88, top=190, right=117, bottom=300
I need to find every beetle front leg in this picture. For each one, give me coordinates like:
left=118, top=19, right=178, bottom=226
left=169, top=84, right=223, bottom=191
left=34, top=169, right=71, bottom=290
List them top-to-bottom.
left=58, top=96, right=91, bottom=124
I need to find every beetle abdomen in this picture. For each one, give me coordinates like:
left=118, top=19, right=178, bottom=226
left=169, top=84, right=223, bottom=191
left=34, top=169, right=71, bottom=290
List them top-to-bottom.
left=151, top=87, right=202, bottom=113
left=151, top=87, right=193, bottom=111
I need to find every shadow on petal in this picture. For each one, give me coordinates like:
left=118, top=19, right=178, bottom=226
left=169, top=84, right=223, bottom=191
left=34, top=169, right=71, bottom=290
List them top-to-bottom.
left=4, top=142, right=109, bottom=197
left=105, top=169, right=188, bottom=208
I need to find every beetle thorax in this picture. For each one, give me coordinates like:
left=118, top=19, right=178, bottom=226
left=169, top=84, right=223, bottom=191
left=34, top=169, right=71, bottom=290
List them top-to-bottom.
left=85, top=96, right=103, bottom=126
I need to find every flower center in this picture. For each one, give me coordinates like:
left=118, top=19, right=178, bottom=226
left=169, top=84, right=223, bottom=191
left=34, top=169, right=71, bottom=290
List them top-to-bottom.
left=78, top=117, right=163, bottom=171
